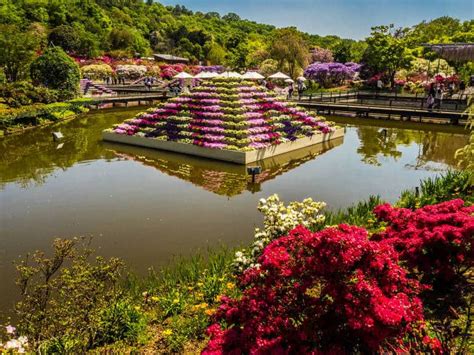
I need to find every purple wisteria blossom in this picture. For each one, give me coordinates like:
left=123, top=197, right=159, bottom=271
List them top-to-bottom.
left=304, top=62, right=361, bottom=87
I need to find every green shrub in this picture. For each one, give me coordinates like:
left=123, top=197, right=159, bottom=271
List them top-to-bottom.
left=30, top=47, right=80, bottom=100
left=0, top=82, right=60, bottom=108
left=398, top=170, right=473, bottom=208
left=14, top=237, right=146, bottom=353
left=94, top=301, right=146, bottom=346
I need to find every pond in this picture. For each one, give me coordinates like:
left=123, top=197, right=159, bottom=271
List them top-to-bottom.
left=0, top=107, right=468, bottom=315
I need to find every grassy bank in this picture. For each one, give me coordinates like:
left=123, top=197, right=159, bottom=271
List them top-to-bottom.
left=0, top=98, right=94, bottom=135
left=1, top=170, right=472, bottom=353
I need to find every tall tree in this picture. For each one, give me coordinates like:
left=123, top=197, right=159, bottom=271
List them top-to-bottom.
left=0, top=25, right=39, bottom=82
left=363, top=25, right=413, bottom=87
left=270, top=27, right=308, bottom=78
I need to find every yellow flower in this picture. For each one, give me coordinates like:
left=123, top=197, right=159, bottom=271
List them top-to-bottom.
left=197, top=282, right=204, bottom=287
left=226, top=282, right=235, bottom=290
left=187, top=286, right=194, bottom=291
left=196, top=292, right=204, bottom=299
left=214, top=295, right=223, bottom=303
left=151, top=296, right=159, bottom=302
left=172, top=298, right=180, bottom=304
left=199, top=302, right=208, bottom=309
left=205, top=308, right=216, bottom=316
left=162, top=329, right=173, bottom=337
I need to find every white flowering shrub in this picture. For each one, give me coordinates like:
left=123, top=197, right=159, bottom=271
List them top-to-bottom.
left=234, top=194, right=326, bottom=272
left=0, top=325, right=28, bottom=353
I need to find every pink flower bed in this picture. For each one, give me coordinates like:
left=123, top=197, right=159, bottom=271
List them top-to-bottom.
left=110, top=80, right=337, bottom=150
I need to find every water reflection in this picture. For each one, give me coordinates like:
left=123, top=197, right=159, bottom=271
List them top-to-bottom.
left=0, top=108, right=143, bottom=188
left=334, top=120, right=468, bottom=170
left=105, top=137, right=344, bottom=197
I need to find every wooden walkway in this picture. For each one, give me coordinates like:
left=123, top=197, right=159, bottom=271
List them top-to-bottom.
left=88, top=93, right=169, bottom=109
left=297, top=101, right=467, bottom=125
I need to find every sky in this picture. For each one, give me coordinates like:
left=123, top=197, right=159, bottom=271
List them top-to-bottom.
left=160, top=0, right=473, bottom=40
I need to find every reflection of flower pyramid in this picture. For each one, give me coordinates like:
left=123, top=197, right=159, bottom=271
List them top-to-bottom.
left=104, top=78, right=343, bottom=163
left=107, top=137, right=343, bottom=197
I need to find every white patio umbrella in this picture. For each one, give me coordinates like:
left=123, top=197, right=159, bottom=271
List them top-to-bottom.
left=194, top=71, right=219, bottom=79
left=218, top=71, right=242, bottom=78
left=241, top=71, right=265, bottom=80
left=174, top=72, right=194, bottom=79
left=268, top=72, right=290, bottom=80
left=297, top=76, right=307, bottom=82
left=285, top=78, right=294, bottom=83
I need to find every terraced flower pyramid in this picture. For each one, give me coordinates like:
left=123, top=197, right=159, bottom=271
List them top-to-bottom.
left=103, top=78, right=343, bottom=163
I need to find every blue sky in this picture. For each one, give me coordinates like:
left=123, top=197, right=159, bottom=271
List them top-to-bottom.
left=160, top=0, right=473, bottom=40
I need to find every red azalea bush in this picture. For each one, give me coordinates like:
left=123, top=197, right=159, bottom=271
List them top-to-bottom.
left=373, top=199, right=473, bottom=284
left=373, top=199, right=473, bottom=352
left=204, top=224, right=437, bottom=354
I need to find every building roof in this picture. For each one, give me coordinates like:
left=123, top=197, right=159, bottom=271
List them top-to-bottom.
left=423, top=43, right=474, bottom=62
left=153, top=54, right=189, bottom=63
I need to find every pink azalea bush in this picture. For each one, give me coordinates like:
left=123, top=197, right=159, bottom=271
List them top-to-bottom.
left=204, top=198, right=474, bottom=353
left=204, top=224, right=437, bottom=354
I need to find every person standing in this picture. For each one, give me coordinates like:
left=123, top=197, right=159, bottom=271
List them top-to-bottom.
left=376, top=78, right=383, bottom=94
left=297, top=80, right=306, bottom=100
left=287, top=82, right=294, bottom=100
left=434, top=88, right=443, bottom=110
left=426, top=93, right=435, bottom=111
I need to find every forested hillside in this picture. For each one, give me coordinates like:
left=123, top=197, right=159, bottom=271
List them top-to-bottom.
left=0, top=1, right=472, bottom=81
left=1, top=1, right=473, bottom=65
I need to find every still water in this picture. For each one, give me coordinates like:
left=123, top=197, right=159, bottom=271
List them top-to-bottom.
left=0, top=108, right=468, bottom=314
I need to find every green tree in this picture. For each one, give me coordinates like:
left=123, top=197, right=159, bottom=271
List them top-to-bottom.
left=0, top=25, right=39, bottom=82
left=48, top=25, right=81, bottom=52
left=363, top=25, right=413, bottom=87
left=270, top=27, right=309, bottom=78
left=333, top=41, right=352, bottom=63
left=206, top=42, right=226, bottom=64
left=30, top=46, right=80, bottom=99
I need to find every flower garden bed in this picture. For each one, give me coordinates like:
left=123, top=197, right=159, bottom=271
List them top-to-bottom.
left=103, top=78, right=344, bottom=164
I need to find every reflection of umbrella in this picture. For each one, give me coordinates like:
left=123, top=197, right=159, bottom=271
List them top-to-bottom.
left=194, top=71, right=219, bottom=79
left=218, top=71, right=242, bottom=78
left=241, top=71, right=265, bottom=80
left=174, top=72, right=193, bottom=79
left=268, top=72, right=290, bottom=80
left=297, top=76, right=307, bottom=81
left=285, top=78, right=294, bottom=83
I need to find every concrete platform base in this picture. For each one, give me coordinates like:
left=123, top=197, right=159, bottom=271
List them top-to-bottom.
left=102, top=127, right=345, bottom=164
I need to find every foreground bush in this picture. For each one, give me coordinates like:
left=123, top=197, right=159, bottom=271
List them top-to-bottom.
left=205, top=197, right=473, bottom=354
left=374, top=199, right=474, bottom=352
left=205, top=225, right=435, bottom=353
left=14, top=237, right=146, bottom=353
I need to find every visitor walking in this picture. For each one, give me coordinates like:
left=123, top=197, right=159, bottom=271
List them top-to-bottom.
left=376, top=78, right=383, bottom=94
left=297, top=80, right=306, bottom=100
left=459, top=80, right=466, bottom=98
left=287, top=82, right=294, bottom=100
left=428, top=83, right=436, bottom=98
left=434, top=88, right=443, bottom=110
left=426, top=94, right=435, bottom=111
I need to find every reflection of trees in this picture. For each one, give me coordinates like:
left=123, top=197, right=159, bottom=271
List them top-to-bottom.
left=0, top=109, right=143, bottom=189
left=356, top=126, right=468, bottom=168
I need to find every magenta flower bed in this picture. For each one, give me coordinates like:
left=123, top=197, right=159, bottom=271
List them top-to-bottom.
left=108, top=78, right=337, bottom=151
